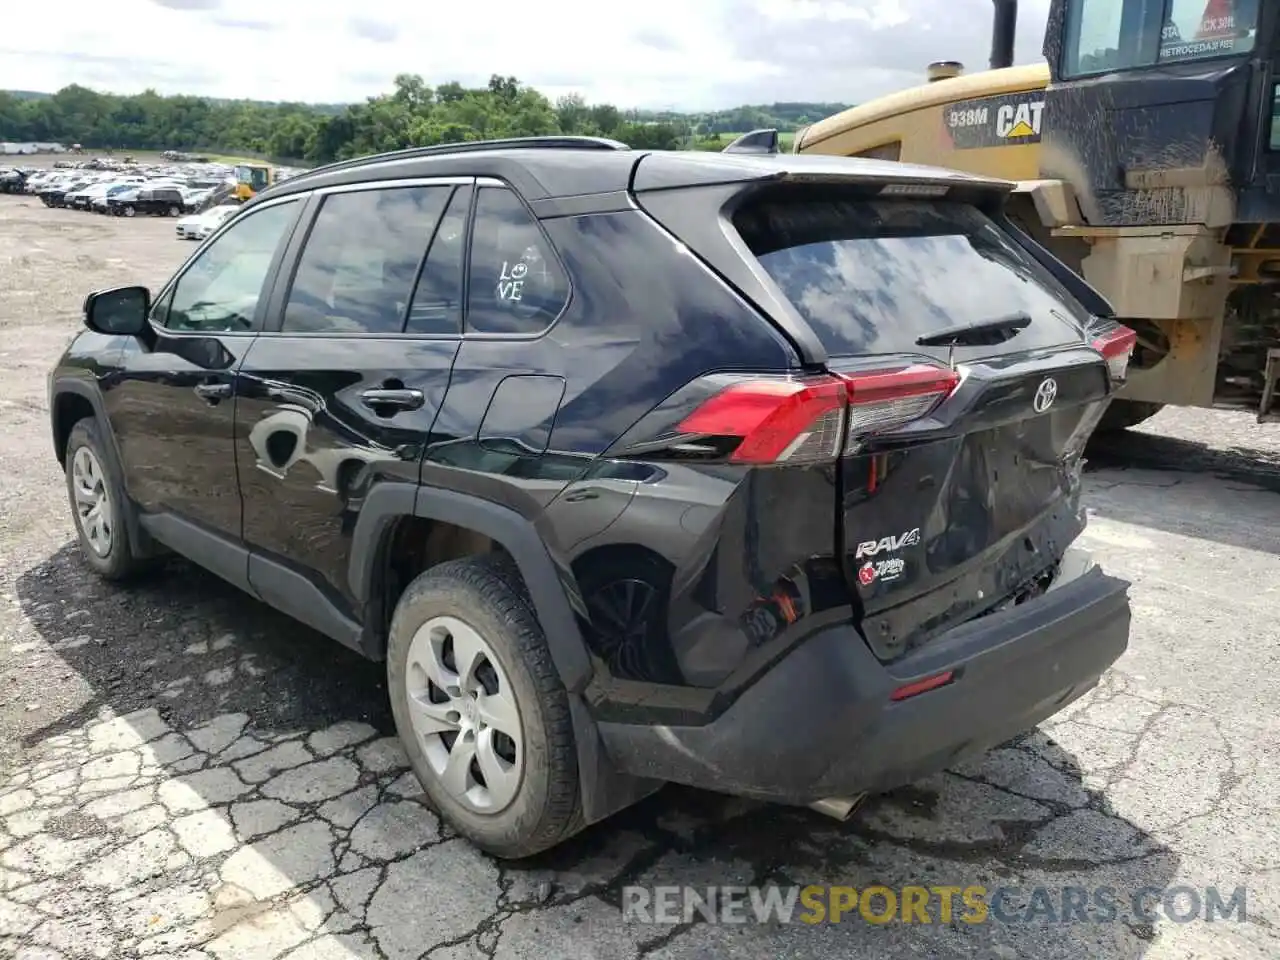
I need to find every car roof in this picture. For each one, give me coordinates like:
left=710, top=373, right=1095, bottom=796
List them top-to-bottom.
left=252, top=137, right=1013, bottom=207
left=630, top=151, right=1012, bottom=194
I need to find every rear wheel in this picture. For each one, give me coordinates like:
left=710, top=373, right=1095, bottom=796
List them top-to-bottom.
left=123, top=205, right=135, bottom=217
left=1096, top=400, right=1164, bottom=433
left=386, top=555, right=582, bottom=859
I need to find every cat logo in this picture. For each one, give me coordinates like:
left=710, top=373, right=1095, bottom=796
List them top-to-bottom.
left=996, top=100, right=1045, bottom=139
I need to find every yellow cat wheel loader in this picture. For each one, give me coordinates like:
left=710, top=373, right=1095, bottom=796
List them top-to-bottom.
left=746, top=0, right=1277, bottom=432
left=233, top=163, right=275, bottom=203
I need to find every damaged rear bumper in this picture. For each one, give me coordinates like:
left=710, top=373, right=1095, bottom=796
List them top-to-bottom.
left=596, top=553, right=1130, bottom=805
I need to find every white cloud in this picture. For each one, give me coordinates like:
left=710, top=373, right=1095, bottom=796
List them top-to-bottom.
left=1, top=0, right=1051, bottom=109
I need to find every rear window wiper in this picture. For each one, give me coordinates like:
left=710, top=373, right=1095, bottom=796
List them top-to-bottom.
left=915, top=312, right=1031, bottom=348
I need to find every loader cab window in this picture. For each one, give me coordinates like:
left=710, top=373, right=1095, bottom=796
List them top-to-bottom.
left=1064, top=0, right=1257, bottom=77
left=1066, top=0, right=1145, bottom=76
left=1158, top=0, right=1257, bottom=63
left=1270, top=83, right=1280, bottom=152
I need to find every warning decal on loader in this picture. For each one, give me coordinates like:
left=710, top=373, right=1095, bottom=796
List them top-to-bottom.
left=944, top=90, right=1045, bottom=149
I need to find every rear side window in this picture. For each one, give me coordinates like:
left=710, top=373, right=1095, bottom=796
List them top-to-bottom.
left=466, top=186, right=568, bottom=335
left=733, top=192, right=1087, bottom=360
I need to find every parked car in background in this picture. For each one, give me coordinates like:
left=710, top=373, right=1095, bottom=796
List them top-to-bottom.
left=0, top=168, right=26, bottom=193
left=40, top=179, right=92, bottom=207
left=69, top=181, right=136, bottom=211
left=91, top=184, right=145, bottom=214
left=118, top=187, right=185, bottom=217
left=182, top=187, right=214, bottom=211
left=105, top=188, right=142, bottom=216
left=175, top=203, right=239, bottom=240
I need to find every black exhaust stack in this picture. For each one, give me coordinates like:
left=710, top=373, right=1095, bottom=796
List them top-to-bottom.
left=990, top=0, right=1017, bottom=70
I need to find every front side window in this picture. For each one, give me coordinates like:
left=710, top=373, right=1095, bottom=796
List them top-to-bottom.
left=1066, top=0, right=1257, bottom=77
left=282, top=186, right=451, bottom=335
left=404, top=186, right=470, bottom=336
left=465, top=187, right=569, bottom=335
left=163, top=200, right=299, bottom=333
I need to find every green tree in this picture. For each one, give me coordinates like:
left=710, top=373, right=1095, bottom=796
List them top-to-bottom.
left=0, top=78, right=850, bottom=167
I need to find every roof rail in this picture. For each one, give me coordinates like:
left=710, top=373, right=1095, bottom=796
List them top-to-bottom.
left=287, top=136, right=632, bottom=184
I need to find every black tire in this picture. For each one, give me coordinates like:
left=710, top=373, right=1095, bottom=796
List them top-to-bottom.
left=1096, top=400, right=1164, bottom=433
left=63, top=419, right=148, bottom=582
left=387, top=554, right=582, bottom=859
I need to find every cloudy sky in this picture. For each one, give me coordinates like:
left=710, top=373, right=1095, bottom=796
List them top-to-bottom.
left=3, top=0, right=1052, bottom=110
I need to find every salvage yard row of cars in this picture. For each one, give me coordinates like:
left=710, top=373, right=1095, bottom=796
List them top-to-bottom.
left=0, top=155, right=301, bottom=241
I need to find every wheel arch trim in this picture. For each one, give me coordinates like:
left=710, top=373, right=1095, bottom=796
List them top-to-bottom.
left=49, top=376, right=152, bottom=558
left=349, top=481, right=594, bottom=694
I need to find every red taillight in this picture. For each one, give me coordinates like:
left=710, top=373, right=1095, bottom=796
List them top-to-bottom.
left=1091, top=325, right=1137, bottom=382
left=674, top=363, right=959, bottom=465
left=837, top=364, right=961, bottom=437
left=676, top=377, right=847, bottom=464
left=890, top=670, right=955, bottom=701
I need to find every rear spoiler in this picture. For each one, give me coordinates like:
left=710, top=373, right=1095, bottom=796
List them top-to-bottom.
left=723, top=129, right=780, bottom=155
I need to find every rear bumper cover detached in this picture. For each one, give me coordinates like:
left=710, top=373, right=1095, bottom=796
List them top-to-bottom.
left=597, top=554, right=1130, bottom=805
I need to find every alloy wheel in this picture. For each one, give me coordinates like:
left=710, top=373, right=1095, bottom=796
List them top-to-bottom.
left=71, top=446, right=113, bottom=557
left=404, top=615, right=523, bottom=813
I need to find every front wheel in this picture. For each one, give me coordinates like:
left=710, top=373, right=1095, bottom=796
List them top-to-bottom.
left=123, top=205, right=135, bottom=217
left=64, top=419, right=148, bottom=582
left=386, top=555, right=582, bottom=859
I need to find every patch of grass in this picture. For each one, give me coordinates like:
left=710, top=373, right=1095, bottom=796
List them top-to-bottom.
left=203, top=153, right=266, bottom=166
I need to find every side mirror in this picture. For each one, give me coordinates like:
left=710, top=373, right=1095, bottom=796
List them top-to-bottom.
left=83, top=285, right=150, bottom=336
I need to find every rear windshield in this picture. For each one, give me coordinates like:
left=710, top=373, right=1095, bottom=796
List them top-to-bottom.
left=734, top=193, right=1088, bottom=360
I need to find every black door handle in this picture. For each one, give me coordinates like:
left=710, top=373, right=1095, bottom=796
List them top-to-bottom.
left=194, top=382, right=231, bottom=404
left=360, top=388, right=424, bottom=412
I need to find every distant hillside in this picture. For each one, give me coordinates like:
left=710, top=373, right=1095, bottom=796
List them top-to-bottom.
left=1, top=79, right=851, bottom=166
left=6, top=89, right=348, bottom=115
left=6, top=90, right=847, bottom=131
left=628, top=101, right=849, bottom=133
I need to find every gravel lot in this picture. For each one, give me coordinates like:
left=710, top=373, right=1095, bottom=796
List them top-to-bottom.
left=1, top=191, right=1279, bottom=960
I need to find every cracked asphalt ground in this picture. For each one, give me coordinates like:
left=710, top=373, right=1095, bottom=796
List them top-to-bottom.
left=1, top=190, right=1279, bottom=960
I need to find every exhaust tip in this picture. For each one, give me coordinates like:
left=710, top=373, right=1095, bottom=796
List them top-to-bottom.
left=990, top=0, right=1018, bottom=70
left=927, top=61, right=964, bottom=83
left=808, top=795, right=865, bottom=821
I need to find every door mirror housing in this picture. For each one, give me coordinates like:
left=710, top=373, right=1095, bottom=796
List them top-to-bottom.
left=83, top=285, right=150, bottom=336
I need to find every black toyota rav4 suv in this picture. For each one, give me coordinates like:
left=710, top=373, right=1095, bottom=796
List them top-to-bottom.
left=48, top=136, right=1135, bottom=858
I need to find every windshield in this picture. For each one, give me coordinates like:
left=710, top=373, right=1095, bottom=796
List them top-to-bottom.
left=1066, top=0, right=1258, bottom=77
left=732, top=190, right=1086, bottom=362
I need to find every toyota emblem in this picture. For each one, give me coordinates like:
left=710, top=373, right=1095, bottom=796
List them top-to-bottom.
left=1033, top=377, right=1058, bottom=414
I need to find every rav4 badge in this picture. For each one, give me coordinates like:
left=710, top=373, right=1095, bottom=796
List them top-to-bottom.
left=854, top=528, right=921, bottom=559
